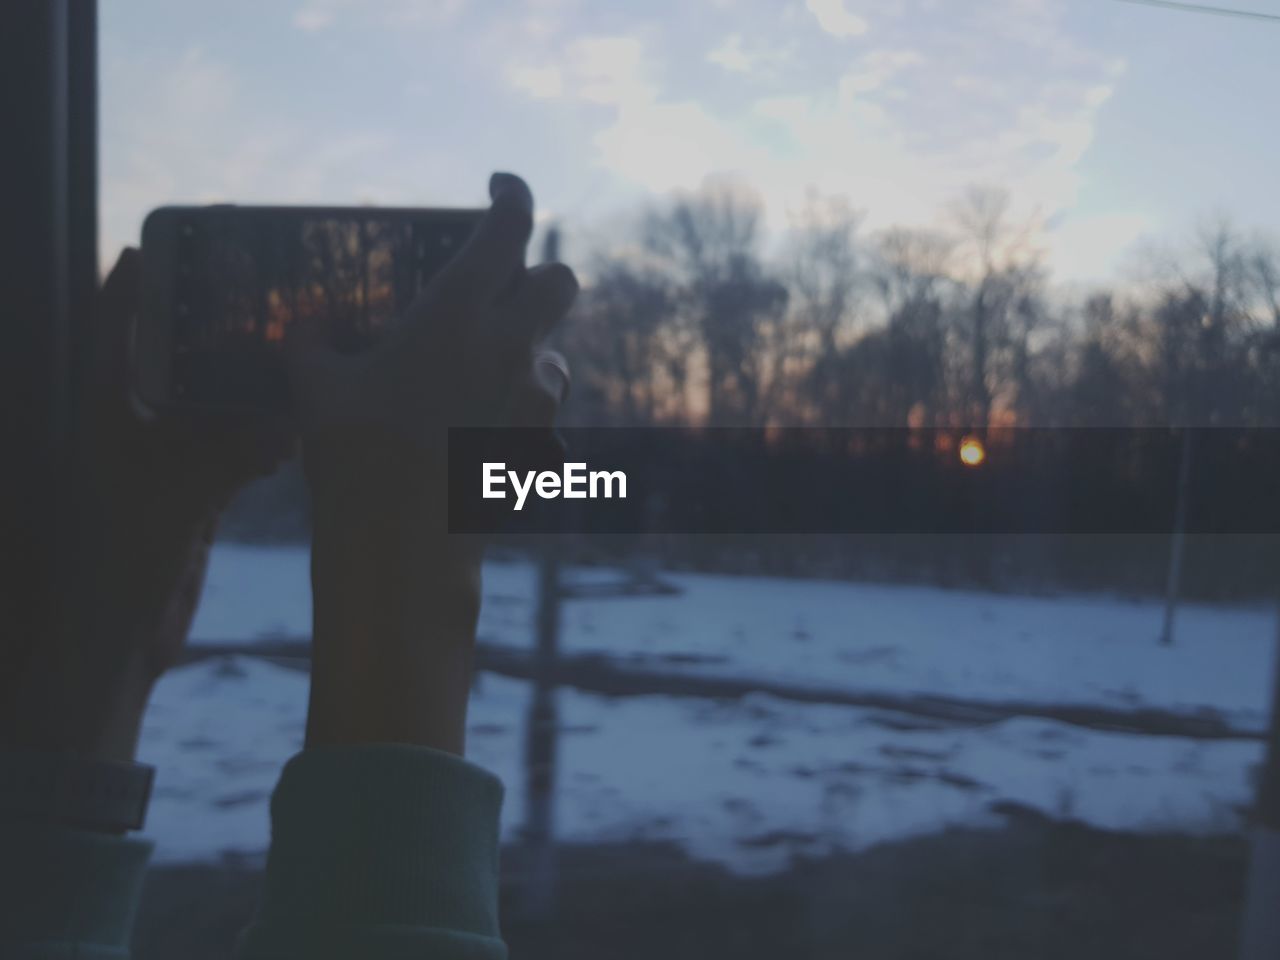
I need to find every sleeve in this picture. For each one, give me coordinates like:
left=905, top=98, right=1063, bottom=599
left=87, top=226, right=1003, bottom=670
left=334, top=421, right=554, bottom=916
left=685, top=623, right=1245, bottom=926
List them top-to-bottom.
left=236, top=744, right=507, bottom=960
left=0, top=821, right=152, bottom=960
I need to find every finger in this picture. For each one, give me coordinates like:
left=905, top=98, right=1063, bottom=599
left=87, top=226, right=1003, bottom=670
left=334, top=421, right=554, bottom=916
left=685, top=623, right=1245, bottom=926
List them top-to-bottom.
left=427, top=172, right=534, bottom=312
left=94, top=248, right=142, bottom=406
left=501, top=262, right=579, bottom=347
left=534, top=349, right=571, bottom=405
left=508, top=351, right=571, bottom=428
left=505, top=362, right=569, bottom=482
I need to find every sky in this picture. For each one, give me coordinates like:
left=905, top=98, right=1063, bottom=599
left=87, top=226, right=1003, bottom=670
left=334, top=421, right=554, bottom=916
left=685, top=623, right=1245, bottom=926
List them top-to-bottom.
left=100, top=0, right=1280, bottom=285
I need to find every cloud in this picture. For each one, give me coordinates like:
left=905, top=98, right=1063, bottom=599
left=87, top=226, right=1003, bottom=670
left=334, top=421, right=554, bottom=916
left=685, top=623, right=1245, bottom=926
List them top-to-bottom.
left=102, top=0, right=1142, bottom=282
left=290, top=0, right=467, bottom=32
left=805, top=0, right=870, bottom=39
left=499, top=2, right=1121, bottom=265
left=292, top=7, right=333, bottom=31
left=705, top=32, right=795, bottom=77
left=505, top=34, right=656, bottom=108
left=707, top=34, right=752, bottom=73
left=506, top=36, right=760, bottom=192
left=570, top=36, right=656, bottom=106
left=99, top=46, right=424, bottom=263
left=837, top=49, right=922, bottom=100
left=508, top=64, right=564, bottom=99
left=752, top=95, right=812, bottom=123
left=594, top=101, right=761, bottom=195
left=1045, top=211, right=1153, bottom=283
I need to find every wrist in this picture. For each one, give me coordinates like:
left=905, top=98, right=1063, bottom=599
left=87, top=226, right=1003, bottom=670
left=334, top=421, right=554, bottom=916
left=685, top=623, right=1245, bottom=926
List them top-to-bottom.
left=302, top=424, right=486, bottom=754
left=306, top=525, right=482, bottom=755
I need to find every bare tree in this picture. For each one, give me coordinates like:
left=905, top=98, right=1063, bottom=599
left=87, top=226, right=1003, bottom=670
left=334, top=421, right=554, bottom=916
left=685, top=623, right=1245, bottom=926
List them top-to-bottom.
left=644, top=179, right=789, bottom=426
left=948, top=186, right=1045, bottom=427
left=1248, top=237, right=1280, bottom=328
left=562, top=261, right=682, bottom=425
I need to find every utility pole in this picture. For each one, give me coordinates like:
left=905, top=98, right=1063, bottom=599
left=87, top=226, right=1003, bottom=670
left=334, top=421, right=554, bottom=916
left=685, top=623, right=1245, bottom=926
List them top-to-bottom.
left=1159, top=429, right=1193, bottom=645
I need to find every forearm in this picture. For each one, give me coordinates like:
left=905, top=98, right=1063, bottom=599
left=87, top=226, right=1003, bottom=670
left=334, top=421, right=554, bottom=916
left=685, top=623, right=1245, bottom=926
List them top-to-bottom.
left=245, top=170, right=556, bottom=959
left=302, top=441, right=482, bottom=755
left=251, top=492, right=507, bottom=957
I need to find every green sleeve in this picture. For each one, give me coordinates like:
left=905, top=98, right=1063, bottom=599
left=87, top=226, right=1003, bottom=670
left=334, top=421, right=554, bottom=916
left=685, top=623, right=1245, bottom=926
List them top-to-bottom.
left=237, top=745, right=507, bottom=960
left=0, top=820, right=152, bottom=959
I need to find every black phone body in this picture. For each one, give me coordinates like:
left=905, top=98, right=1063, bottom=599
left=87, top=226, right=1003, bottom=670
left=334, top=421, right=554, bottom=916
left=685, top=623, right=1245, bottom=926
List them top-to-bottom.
left=137, top=204, right=483, bottom=414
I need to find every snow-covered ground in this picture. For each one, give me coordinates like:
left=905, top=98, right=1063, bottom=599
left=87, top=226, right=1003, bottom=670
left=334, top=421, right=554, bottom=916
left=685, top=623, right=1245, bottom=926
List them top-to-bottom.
left=142, top=542, right=1277, bottom=874
left=191, top=544, right=1278, bottom=727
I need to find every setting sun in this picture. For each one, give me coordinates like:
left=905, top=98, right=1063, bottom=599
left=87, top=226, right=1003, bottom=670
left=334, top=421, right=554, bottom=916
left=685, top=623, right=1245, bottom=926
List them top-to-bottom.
left=959, top=436, right=986, bottom=468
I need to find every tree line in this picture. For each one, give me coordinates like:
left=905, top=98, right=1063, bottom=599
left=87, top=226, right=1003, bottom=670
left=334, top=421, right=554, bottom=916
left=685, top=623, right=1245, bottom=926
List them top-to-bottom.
left=223, top=178, right=1280, bottom=600
left=558, top=179, right=1280, bottom=432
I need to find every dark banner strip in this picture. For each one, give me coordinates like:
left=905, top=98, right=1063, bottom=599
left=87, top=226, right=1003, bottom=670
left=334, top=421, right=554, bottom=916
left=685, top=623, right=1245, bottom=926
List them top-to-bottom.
left=447, top=428, right=1280, bottom=535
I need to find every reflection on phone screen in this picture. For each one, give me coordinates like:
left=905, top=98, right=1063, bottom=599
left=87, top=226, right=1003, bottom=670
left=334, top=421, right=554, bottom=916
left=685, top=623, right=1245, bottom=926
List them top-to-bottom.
left=172, top=211, right=476, bottom=409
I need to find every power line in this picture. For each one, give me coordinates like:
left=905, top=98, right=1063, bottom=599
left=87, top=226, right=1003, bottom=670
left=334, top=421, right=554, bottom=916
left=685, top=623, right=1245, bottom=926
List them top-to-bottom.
left=1113, top=0, right=1280, bottom=22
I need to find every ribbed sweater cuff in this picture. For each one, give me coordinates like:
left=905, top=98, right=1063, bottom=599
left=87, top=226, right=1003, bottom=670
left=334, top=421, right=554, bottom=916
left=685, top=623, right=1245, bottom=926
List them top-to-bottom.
left=238, top=744, right=506, bottom=959
left=0, top=821, right=152, bottom=959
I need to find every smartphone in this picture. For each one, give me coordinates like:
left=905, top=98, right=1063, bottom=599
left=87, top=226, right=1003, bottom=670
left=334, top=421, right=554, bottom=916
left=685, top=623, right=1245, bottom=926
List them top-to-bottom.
left=137, top=204, right=483, bottom=413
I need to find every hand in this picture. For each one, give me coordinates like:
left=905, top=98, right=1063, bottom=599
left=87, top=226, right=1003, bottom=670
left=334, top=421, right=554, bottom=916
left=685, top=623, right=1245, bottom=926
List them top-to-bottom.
left=290, top=172, right=576, bottom=754
left=0, top=249, right=292, bottom=761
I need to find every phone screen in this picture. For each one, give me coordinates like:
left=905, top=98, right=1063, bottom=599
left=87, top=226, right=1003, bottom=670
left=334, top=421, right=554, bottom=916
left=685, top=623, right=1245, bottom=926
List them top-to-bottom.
left=144, top=206, right=482, bottom=412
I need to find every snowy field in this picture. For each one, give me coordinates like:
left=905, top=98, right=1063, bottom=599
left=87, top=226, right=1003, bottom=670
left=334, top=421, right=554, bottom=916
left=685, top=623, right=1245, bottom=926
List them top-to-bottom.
left=139, top=543, right=1277, bottom=874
